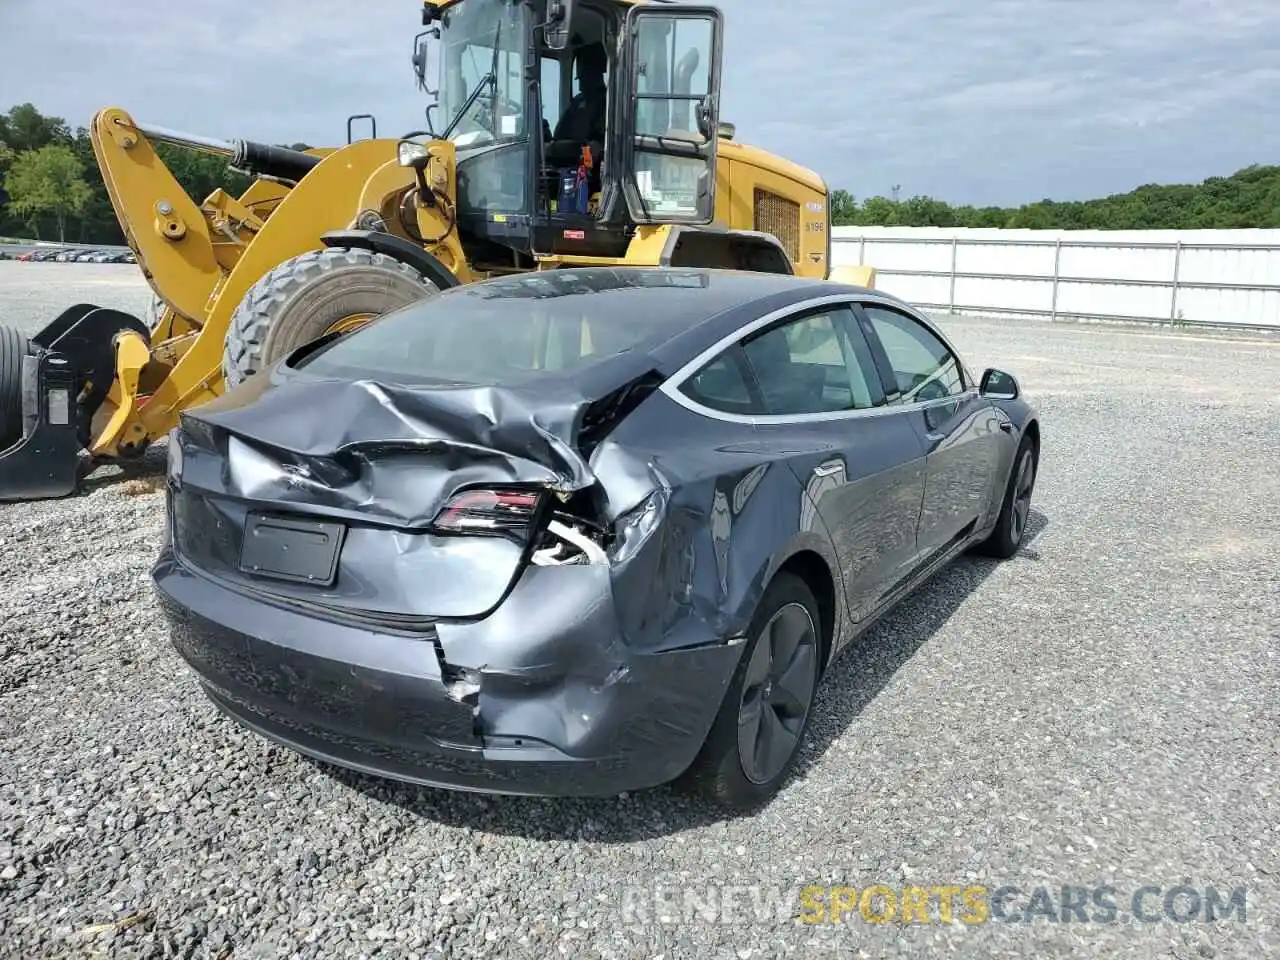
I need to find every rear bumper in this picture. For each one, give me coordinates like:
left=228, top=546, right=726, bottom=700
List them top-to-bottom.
left=152, top=548, right=743, bottom=797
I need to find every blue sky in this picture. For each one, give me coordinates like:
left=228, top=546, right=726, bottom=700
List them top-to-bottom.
left=2, top=0, right=1278, bottom=207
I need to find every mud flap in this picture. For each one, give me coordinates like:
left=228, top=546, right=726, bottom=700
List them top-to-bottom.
left=0, top=304, right=151, bottom=501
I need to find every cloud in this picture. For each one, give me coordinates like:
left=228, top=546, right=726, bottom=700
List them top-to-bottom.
left=1, top=0, right=1277, bottom=206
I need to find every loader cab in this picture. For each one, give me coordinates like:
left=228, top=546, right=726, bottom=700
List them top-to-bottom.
left=415, top=0, right=725, bottom=270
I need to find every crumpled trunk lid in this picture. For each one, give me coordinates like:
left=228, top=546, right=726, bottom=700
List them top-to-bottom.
left=170, top=376, right=611, bottom=622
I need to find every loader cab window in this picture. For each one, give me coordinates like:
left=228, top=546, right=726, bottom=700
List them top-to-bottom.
left=438, top=0, right=527, bottom=148
left=441, top=0, right=530, bottom=215
left=621, top=8, right=724, bottom=225
left=539, top=9, right=613, bottom=219
left=630, top=15, right=716, bottom=219
left=540, top=58, right=563, bottom=141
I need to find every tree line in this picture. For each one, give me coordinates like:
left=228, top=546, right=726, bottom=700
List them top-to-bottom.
left=4, top=101, right=1279, bottom=242
left=0, top=103, right=289, bottom=245
left=829, top=164, right=1280, bottom=230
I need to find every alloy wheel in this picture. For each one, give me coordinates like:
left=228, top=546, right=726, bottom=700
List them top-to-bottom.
left=1010, top=449, right=1036, bottom=543
left=737, top=602, right=818, bottom=785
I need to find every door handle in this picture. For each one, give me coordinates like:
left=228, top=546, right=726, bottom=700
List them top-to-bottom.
left=998, top=421, right=1014, bottom=434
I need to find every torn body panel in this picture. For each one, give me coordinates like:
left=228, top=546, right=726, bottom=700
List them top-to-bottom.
left=154, top=542, right=745, bottom=795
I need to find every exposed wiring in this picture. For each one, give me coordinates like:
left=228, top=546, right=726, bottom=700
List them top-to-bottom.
left=533, top=519, right=608, bottom=567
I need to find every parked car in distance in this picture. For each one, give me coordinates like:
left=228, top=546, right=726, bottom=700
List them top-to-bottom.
left=153, top=267, right=1041, bottom=810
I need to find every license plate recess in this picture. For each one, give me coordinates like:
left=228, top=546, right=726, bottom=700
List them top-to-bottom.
left=239, top=514, right=346, bottom=586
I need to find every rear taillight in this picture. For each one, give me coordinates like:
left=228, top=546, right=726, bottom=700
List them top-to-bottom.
left=432, top=488, right=540, bottom=534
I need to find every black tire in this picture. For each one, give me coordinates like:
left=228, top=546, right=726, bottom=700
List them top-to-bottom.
left=221, top=247, right=441, bottom=389
left=0, top=326, right=31, bottom=452
left=976, top=434, right=1038, bottom=559
left=678, top=572, right=822, bottom=810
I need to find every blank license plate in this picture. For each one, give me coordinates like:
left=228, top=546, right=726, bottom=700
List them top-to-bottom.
left=239, top=514, right=346, bottom=586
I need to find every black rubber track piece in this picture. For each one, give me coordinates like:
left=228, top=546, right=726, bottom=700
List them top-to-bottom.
left=0, top=326, right=30, bottom=452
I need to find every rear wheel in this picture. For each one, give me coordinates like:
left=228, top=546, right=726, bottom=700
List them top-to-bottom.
left=221, top=247, right=441, bottom=389
left=0, top=326, right=31, bottom=451
left=679, top=572, right=821, bottom=810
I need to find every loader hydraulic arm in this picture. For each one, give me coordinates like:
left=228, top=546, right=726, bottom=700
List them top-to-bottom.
left=89, top=108, right=325, bottom=325
left=91, top=108, right=226, bottom=324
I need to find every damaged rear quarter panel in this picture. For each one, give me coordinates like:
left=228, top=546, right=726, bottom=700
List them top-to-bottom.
left=434, top=389, right=846, bottom=762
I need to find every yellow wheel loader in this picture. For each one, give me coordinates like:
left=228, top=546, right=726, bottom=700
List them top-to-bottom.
left=0, top=0, right=873, bottom=501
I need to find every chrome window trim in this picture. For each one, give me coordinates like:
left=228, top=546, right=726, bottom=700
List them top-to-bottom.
left=660, top=292, right=979, bottom=426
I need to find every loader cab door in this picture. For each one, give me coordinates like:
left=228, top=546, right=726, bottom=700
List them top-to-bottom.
left=617, top=6, right=724, bottom=225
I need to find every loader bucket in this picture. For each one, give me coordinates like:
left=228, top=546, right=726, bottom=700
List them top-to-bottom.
left=0, top=305, right=151, bottom=501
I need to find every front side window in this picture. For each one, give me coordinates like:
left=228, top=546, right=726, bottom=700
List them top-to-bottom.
left=634, top=16, right=713, bottom=138
left=456, top=145, right=526, bottom=214
left=861, top=305, right=965, bottom=403
left=742, top=308, right=882, bottom=416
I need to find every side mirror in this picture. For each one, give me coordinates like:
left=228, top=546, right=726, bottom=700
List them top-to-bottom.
left=545, top=0, right=575, bottom=51
left=412, top=28, right=439, bottom=93
left=695, top=98, right=714, bottom=140
left=398, top=140, right=431, bottom=196
left=980, top=368, right=1020, bottom=400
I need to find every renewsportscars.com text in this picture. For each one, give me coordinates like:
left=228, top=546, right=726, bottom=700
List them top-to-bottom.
left=619, top=881, right=1248, bottom=926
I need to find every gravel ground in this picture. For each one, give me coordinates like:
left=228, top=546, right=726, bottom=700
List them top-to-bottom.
left=1, top=262, right=1277, bottom=958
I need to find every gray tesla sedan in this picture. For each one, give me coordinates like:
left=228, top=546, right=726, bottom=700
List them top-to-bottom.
left=153, top=267, right=1040, bottom=810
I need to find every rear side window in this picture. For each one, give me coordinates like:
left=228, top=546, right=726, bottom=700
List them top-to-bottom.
left=679, top=345, right=760, bottom=415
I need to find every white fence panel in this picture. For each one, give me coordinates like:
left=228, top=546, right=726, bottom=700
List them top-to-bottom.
left=832, top=227, right=1280, bottom=330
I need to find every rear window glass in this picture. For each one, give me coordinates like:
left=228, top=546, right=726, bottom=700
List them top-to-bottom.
left=293, top=270, right=713, bottom=386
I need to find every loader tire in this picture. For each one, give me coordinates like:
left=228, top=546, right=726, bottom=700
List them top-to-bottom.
left=222, top=247, right=440, bottom=389
left=0, top=326, right=31, bottom=452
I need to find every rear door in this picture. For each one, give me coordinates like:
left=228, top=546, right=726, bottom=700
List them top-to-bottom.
left=618, top=5, right=724, bottom=224
left=733, top=301, right=928, bottom=624
left=854, top=301, right=1001, bottom=563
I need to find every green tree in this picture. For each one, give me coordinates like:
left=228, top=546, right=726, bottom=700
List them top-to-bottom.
left=0, top=103, right=70, bottom=152
left=156, top=143, right=253, bottom=205
left=5, top=144, right=94, bottom=242
left=829, top=189, right=859, bottom=225
left=899, top=195, right=958, bottom=227
left=859, top=196, right=901, bottom=226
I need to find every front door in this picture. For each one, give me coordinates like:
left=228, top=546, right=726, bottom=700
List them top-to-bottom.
left=618, top=5, right=724, bottom=224
left=855, top=302, right=1001, bottom=563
